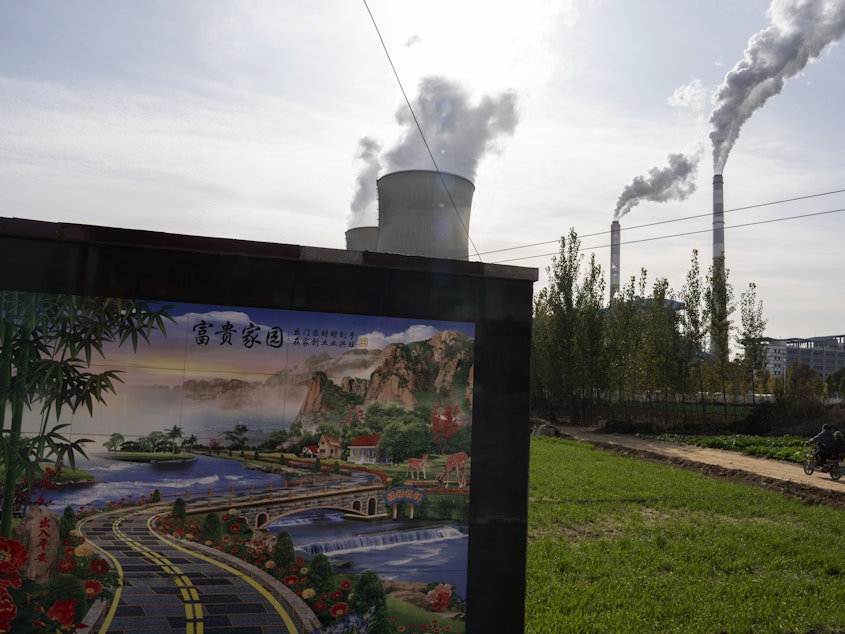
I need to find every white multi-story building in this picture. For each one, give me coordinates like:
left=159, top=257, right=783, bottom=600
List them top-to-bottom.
left=762, top=335, right=845, bottom=380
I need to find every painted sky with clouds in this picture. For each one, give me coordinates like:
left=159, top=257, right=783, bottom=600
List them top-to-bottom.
left=1, top=1, right=843, bottom=339
left=94, top=302, right=475, bottom=386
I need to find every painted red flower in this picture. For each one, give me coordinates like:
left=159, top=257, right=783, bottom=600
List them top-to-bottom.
left=229, top=524, right=240, bottom=533
left=0, top=537, right=27, bottom=589
left=57, top=556, right=78, bottom=574
left=90, top=558, right=110, bottom=575
left=283, top=575, right=299, bottom=587
left=84, top=579, right=104, bottom=600
left=340, top=579, right=352, bottom=591
left=426, top=583, right=453, bottom=612
left=0, top=587, right=17, bottom=633
left=46, top=599, right=77, bottom=628
left=313, top=600, right=327, bottom=613
left=329, top=602, right=348, bottom=618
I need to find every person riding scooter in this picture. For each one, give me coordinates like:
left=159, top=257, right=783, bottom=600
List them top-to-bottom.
left=810, top=424, right=836, bottom=466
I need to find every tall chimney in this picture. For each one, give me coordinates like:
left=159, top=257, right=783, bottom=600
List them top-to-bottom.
left=375, top=170, right=474, bottom=260
left=713, top=174, right=725, bottom=259
left=610, top=220, right=620, bottom=298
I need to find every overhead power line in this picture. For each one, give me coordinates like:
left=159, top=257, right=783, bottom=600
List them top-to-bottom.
left=362, top=0, right=482, bottom=261
left=479, top=187, right=845, bottom=259
left=489, top=205, right=845, bottom=265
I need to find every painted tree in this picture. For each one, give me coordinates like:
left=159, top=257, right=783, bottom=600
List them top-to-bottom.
left=0, top=292, right=174, bottom=537
left=429, top=404, right=459, bottom=455
left=223, top=423, right=249, bottom=451
left=165, top=424, right=184, bottom=455
left=102, top=432, right=125, bottom=453
left=349, top=570, right=389, bottom=634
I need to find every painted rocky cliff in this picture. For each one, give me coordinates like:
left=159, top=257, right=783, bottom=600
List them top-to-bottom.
left=296, top=330, right=474, bottom=427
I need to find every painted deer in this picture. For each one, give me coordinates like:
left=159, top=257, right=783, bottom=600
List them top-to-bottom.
left=437, top=451, right=468, bottom=488
left=405, top=453, right=429, bottom=480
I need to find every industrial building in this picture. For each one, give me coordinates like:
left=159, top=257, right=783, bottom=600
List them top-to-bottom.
left=762, top=335, right=845, bottom=380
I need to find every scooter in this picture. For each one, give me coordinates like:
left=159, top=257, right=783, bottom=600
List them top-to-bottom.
left=803, top=448, right=842, bottom=481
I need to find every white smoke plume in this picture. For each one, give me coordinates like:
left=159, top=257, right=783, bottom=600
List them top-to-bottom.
left=710, top=0, right=845, bottom=174
left=349, top=76, right=518, bottom=226
left=349, top=136, right=382, bottom=227
left=614, top=152, right=700, bottom=220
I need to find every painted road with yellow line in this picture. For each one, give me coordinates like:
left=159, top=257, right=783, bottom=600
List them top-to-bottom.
left=79, top=505, right=316, bottom=634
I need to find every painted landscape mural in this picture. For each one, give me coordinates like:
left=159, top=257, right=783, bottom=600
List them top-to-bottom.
left=2, top=291, right=475, bottom=633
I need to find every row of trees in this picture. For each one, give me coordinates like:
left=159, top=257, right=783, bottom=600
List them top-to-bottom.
left=532, top=229, right=771, bottom=427
left=264, top=402, right=470, bottom=463
left=103, top=426, right=201, bottom=454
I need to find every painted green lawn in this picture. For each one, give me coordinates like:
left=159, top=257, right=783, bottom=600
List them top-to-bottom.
left=526, top=436, right=845, bottom=634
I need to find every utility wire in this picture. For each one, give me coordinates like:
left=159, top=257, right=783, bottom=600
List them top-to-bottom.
left=361, top=0, right=482, bottom=261
left=478, top=187, right=845, bottom=258
left=490, top=206, right=845, bottom=264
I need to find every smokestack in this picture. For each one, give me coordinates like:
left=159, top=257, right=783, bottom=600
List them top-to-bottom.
left=375, top=170, right=474, bottom=260
left=713, top=174, right=725, bottom=259
left=610, top=220, right=620, bottom=297
left=345, top=226, right=379, bottom=251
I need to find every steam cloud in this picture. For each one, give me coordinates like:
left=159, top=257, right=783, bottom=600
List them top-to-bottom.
left=710, top=0, right=845, bottom=173
left=349, top=76, right=518, bottom=227
left=349, top=136, right=383, bottom=226
left=614, top=152, right=700, bottom=220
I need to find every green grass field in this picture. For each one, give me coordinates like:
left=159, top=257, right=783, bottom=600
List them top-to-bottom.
left=526, top=436, right=845, bottom=634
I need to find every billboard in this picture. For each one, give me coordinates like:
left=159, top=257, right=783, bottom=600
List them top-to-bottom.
left=0, top=218, right=536, bottom=634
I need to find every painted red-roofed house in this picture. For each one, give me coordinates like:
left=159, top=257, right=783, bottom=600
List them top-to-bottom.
left=347, top=433, right=391, bottom=465
left=318, top=434, right=343, bottom=460
left=300, top=445, right=319, bottom=458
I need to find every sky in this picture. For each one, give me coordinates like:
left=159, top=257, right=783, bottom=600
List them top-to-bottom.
left=1, top=0, right=844, bottom=340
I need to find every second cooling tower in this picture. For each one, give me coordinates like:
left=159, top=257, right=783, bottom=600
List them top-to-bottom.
left=376, top=170, right=474, bottom=260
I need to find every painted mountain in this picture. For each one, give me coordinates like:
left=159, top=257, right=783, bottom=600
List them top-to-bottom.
left=177, top=330, right=474, bottom=430
left=295, top=330, right=474, bottom=428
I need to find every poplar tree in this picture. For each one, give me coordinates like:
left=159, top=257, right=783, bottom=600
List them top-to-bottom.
left=679, top=249, right=707, bottom=421
left=705, top=256, right=734, bottom=420
left=737, top=282, right=767, bottom=403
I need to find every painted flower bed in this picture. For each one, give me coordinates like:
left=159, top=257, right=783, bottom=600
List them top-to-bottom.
left=154, top=504, right=466, bottom=634
left=0, top=524, right=119, bottom=634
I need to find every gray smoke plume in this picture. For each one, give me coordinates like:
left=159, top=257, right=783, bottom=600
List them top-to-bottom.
left=710, top=0, right=845, bottom=173
left=349, top=76, right=518, bottom=225
left=614, top=152, right=700, bottom=220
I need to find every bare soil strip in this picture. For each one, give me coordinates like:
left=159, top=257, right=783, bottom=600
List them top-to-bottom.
left=555, top=426, right=845, bottom=510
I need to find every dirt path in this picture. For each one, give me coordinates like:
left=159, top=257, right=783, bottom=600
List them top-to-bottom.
left=555, top=426, right=845, bottom=509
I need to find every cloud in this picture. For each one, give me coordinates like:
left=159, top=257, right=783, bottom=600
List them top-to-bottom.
left=359, top=324, right=438, bottom=350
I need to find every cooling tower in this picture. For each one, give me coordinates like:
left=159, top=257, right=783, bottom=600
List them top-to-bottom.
left=375, top=170, right=474, bottom=260
left=713, top=174, right=725, bottom=259
left=610, top=220, right=621, bottom=297
left=345, top=226, right=379, bottom=251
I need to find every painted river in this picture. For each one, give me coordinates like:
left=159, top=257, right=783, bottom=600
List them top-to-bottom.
left=42, top=454, right=469, bottom=593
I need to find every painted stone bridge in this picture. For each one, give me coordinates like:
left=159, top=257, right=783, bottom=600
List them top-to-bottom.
left=186, top=481, right=388, bottom=529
